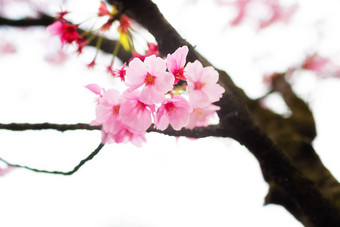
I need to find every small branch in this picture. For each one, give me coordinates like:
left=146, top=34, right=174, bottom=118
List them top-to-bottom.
left=0, top=15, right=54, bottom=26
left=271, top=73, right=316, bottom=140
left=0, top=122, right=225, bottom=139
left=0, top=123, right=101, bottom=132
left=0, top=143, right=105, bottom=175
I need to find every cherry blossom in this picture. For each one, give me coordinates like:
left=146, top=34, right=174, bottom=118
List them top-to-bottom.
left=217, top=0, right=297, bottom=30
left=229, top=0, right=252, bottom=27
left=98, top=1, right=110, bottom=17
left=258, top=1, right=298, bottom=30
left=56, top=10, right=68, bottom=22
left=118, top=15, right=131, bottom=34
left=47, top=21, right=79, bottom=45
left=76, top=36, right=88, bottom=54
left=0, top=41, right=17, bottom=54
left=132, top=43, right=159, bottom=62
left=146, top=43, right=159, bottom=56
left=87, top=46, right=225, bottom=146
left=167, top=46, right=189, bottom=84
left=45, top=50, right=68, bottom=65
left=300, top=53, right=340, bottom=78
left=302, top=54, right=330, bottom=74
left=126, top=55, right=174, bottom=104
left=86, top=59, right=96, bottom=69
left=186, top=60, right=225, bottom=107
left=113, top=62, right=127, bottom=82
left=107, top=63, right=126, bottom=82
left=85, top=84, right=103, bottom=96
left=89, top=87, right=123, bottom=135
left=119, top=90, right=155, bottom=131
left=155, top=95, right=192, bottom=130
left=186, top=104, right=220, bottom=129
left=106, top=125, right=146, bottom=147
left=0, top=166, right=14, bottom=176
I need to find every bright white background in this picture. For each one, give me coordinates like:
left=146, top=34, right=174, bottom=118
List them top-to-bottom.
left=1, top=0, right=340, bottom=226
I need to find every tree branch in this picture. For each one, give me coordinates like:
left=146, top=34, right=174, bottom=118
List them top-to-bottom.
left=108, top=0, right=340, bottom=225
left=2, top=2, right=340, bottom=225
left=0, top=15, right=54, bottom=26
left=271, top=73, right=316, bottom=140
left=0, top=122, right=100, bottom=132
left=0, top=122, right=226, bottom=139
left=0, top=143, right=104, bottom=175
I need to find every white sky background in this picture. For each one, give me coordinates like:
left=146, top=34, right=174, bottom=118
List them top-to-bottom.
left=1, top=0, right=340, bottom=226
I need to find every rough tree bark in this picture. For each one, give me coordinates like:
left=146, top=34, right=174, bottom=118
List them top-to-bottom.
left=1, top=0, right=340, bottom=226
left=107, top=0, right=340, bottom=226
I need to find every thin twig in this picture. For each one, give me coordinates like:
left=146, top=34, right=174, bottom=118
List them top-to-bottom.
left=0, top=123, right=101, bottom=132
left=0, top=143, right=105, bottom=175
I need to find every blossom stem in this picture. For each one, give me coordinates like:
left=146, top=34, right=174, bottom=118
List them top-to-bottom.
left=94, top=35, right=103, bottom=58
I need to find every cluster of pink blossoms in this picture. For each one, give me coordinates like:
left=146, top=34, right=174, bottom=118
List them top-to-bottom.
left=87, top=46, right=225, bottom=146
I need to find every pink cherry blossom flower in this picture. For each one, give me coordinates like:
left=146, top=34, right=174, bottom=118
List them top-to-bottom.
left=229, top=0, right=252, bottom=27
left=98, top=1, right=110, bottom=17
left=258, top=1, right=298, bottom=30
left=56, top=10, right=68, bottom=22
left=118, top=15, right=131, bottom=34
left=101, top=20, right=113, bottom=31
left=47, top=21, right=79, bottom=45
left=76, top=36, right=88, bottom=55
left=0, top=41, right=16, bottom=54
left=132, top=43, right=159, bottom=62
left=146, top=43, right=159, bottom=56
left=167, top=46, right=189, bottom=84
left=45, top=49, right=68, bottom=65
left=301, top=53, right=340, bottom=78
left=302, top=54, right=330, bottom=74
left=126, top=55, right=174, bottom=104
left=87, top=59, right=96, bottom=69
left=186, top=60, right=225, bottom=107
left=113, top=62, right=127, bottom=82
left=106, top=65, right=115, bottom=75
left=86, top=84, right=103, bottom=96
left=88, top=87, right=123, bottom=135
left=119, top=90, right=155, bottom=131
left=155, top=95, right=192, bottom=130
left=186, top=104, right=220, bottom=129
left=105, top=124, right=146, bottom=147
left=0, top=166, right=14, bottom=176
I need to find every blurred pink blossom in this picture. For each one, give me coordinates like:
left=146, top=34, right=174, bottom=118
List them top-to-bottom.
left=230, top=0, right=252, bottom=26
left=98, top=1, right=110, bottom=17
left=258, top=1, right=298, bottom=30
left=47, top=21, right=79, bottom=45
left=0, top=41, right=17, bottom=54
left=44, top=50, right=68, bottom=65
left=186, top=104, right=220, bottom=129
left=0, top=166, right=14, bottom=176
